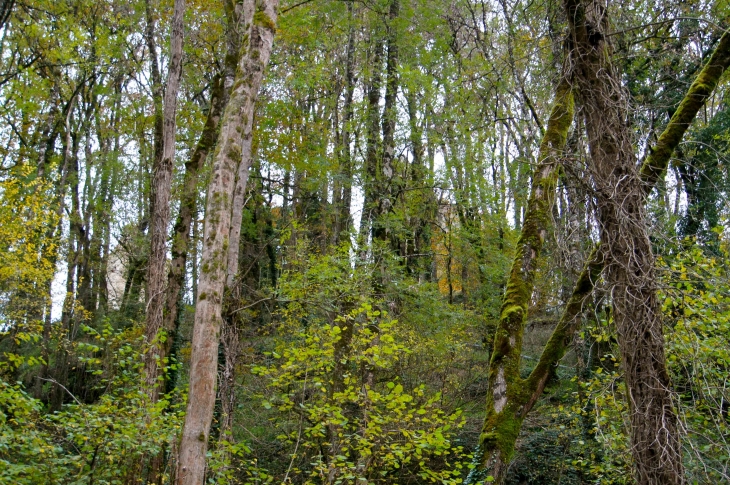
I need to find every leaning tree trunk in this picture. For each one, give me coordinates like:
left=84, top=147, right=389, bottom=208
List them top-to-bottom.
left=163, top=0, right=244, bottom=394
left=223, top=0, right=256, bottom=287
left=565, top=0, right=683, bottom=482
left=175, top=2, right=279, bottom=484
left=467, top=74, right=574, bottom=484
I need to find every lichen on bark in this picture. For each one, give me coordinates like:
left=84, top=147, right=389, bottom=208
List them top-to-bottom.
left=175, top=1, right=279, bottom=484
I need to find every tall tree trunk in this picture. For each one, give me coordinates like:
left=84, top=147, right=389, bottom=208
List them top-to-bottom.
left=144, top=0, right=164, bottom=167
left=145, top=0, right=186, bottom=400
left=224, top=0, right=256, bottom=288
left=373, top=0, right=399, bottom=250
left=216, top=2, right=256, bottom=450
left=332, top=2, right=356, bottom=247
left=176, top=3, right=279, bottom=483
left=560, top=4, right=730, bottom=482
left=358, top=31, right=383, bottom=256
left=163, top=75, right=225, bottom=377
left=467, top=75, right=574, bottom=484
left=34, top=85, right=69, bottom=400
left=405, top=89, right=436, bottom=282
left=52, top=129, right=82, bottom=411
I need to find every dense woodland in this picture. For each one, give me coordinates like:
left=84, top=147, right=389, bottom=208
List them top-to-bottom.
left=1, top=0, right=729, bottom=483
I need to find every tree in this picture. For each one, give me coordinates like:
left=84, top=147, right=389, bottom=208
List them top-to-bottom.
left=144, top=0, right=186, bottom=401
left=2, top=2, right=730, bottom=484
left=175, top=2, right=279, bottom=482
left=470, top=9, right=730, bottom=485
left=467, top=73, right=574, bottom=483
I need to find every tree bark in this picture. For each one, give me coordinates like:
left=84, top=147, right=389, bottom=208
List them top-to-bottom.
left=0, top=0, right=14, bottom=30
left=144, top=0, right=186, bottom=400
left=164, top=0, right=245, bottom=371
left=224, top=0, right=256, bottom=288
left=374, top=0, right=399, bottom=249
left=564, top=1, right=682, bottom=482
left=175, top=2, right=279, bottom=483
left=332, top=2, right=356, bottom=247
left=640, top=29, right=730, bottom=190
left=357, top=30, right=383, bottom=256
left=163, top=75, right=225, bottom=386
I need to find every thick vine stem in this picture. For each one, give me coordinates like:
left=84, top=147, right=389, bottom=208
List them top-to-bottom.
left=526, top=23, right=730, bottom=413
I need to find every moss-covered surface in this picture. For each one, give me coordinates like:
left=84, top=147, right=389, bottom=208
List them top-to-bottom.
left=253, top=10, right=277, bottom=33
left=640, top=30, right=730, bottom=191
left=473, top=78, right=574, bottom=482
left=524, top=247, right=603, bottom=409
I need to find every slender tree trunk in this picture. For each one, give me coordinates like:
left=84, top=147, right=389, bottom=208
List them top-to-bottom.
left=0, top=0, right=14, bottom=29
left=144, top=0, right=164, bottom=166
left=145, top=0, right=186, bottom=399
left=224, top=0, right=256, bottom=288
left=374, top=0, right=399, bottom=249
left=215, top=2, right=256, bottom=451
left=333, top=2, right=356, bottom=247
left=176, top=3, right=279, bottom=483
left=358, top=32, right=383, bottom=256
left=468, top=75, right=574, bottom=484
left=163, top=76, right=225, bottom=371
left=33, top=85, right=67, bottom=400
left=405, top=89, right=436, bottom=282
left=52, top=130, right=82, bottom=411
left=218, top=312, right=240, bottom=445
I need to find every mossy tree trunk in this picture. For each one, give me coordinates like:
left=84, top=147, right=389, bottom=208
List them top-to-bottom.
left=218, top=0, right=255, bottom=451
left=224, top=0, right=256, bottom=288
left=175, top=1, right=279, bottom=483
left=332, top=1, right=356, bottom=248
left=531, top=22, right=730, bottom=401
left=358, top=28, right=383, bottom=258
left=639, top=29, right=730, bottom=191
left=468, top=75, right=574, bottom=484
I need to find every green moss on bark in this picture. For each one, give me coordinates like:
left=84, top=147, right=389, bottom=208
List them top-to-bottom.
left=253, top=11, right=276, bottom=33
left=471, top=23, right=730, bottom=485
left=640, top=30, right=730, bottom=191
left=475, top=78, right=575, bottom=480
